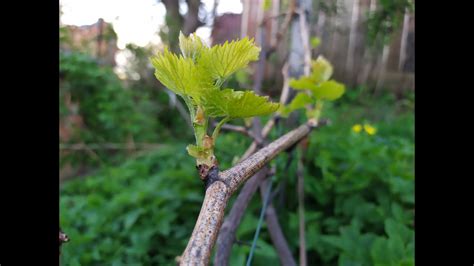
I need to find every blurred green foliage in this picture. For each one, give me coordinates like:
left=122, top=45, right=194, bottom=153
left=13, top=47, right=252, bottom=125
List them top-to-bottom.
left=312, top=0, right=414, bottom=49
left=367, top=0, right=414, bottom=47
left=60, top=51, right=189, bottom=169
left=60, top=52, right=158, bottom=142
left=60, top=85, right=414, bottom=265
left=302, top=92, right=414, bottom=265
left=60, top=144, right=200, bottom=265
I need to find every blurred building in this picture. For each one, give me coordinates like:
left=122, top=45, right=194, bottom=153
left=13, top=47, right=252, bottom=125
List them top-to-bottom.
left=211, top=13, right=242, bottom=45
left=60, top=18, right=118, bottom=66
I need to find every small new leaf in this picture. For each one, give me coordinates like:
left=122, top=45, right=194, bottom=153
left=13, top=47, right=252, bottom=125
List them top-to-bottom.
left=263, top=0, right=272, bottom=11
left=179, top=32, right=206, bottom=61
left=198, top=38, right=260, bottom=83
left=287, top=56, right=343, bottom=101
left=289, top=56, right=334, bottom=91
left=310, top=56, right=333, bottom=84
left=202, top=89, right=280, bottom=119
left=289, top=93, right=313, bottom=109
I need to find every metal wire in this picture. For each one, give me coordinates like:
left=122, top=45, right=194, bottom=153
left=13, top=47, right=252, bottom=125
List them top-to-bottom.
left=245, top=177, right=273, bottom=266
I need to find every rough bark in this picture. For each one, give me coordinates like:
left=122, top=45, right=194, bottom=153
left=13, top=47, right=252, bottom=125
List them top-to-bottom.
left=183, top=0, right=205, bottom=35
left=179, top=180, right=229, bottom=265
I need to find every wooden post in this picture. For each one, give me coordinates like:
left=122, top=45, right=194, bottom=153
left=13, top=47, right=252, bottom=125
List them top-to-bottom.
left=241, top=0, right=250, bottom=38
left=269, top=0, right=281, bottom=48
left=345, top=0, right=360, bottom=86
left=399, top=8, right=411, bottom=71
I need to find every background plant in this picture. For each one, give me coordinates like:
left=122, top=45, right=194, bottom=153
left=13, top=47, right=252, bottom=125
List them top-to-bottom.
left=281, top=55, right=345, bottom=121
left=60, top=88, right=414, bottom=265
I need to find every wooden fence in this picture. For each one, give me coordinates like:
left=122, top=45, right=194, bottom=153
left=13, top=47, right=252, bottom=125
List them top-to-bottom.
left=236, top=0, right=414, bottom=91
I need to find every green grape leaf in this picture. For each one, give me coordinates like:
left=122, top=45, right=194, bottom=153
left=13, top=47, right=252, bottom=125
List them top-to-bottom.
left=179, top=31, right=207, bottom=61
left=198, top=38, right=260, bottom=83
left=150, top=48, right=212, bottom=102
left=288, top=56, right=334, bottom=93
left=310, top=56, right=333, bottom=84
left=289, top=77, right=319, bottom=91
left=311, top=80, right=345, bottom=101
left=202, top=89, right=280, bottom=118
left=280, top=93, right=314, bottom=116
left=289, top=93, right=314, bottom=110
left=385, top=218, right=413, bottom=245
left=387, top=235, right=406, bottom=263
left=371, top=237, right=391, bottom=264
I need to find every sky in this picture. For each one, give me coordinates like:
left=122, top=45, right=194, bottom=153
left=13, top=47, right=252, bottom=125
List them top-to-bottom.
left=60, top=0, right=243, bottom=49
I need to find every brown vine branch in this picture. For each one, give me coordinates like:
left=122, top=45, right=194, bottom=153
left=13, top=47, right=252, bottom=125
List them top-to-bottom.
left=296, top=7, right=311, bottom=265
left=260, top=12, right=290, bottom=26
left=225, top=15, right=296, bottom=265
left=214, top=40, right=293, bottom=266
left=214, top=61, right=296, bottom=265
left=240, top=62, right=291, bottom=160
left=179, top=121, right=320, bottom=265
left=211, top=121, right=265, bottom=145
left=213, top=122, right=250, bottom=136
left=213, top=167, right=269, bottom=265
left=259, top=178, right=297, bottom=266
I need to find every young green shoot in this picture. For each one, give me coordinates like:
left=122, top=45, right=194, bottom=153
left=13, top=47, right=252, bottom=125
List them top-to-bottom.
left=151, top=32, right=280, bottom=179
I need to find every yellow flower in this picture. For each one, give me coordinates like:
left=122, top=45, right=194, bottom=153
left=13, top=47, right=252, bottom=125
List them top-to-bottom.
left=352, top=124, right=362, bottom=133
left=363, top=124, right=377, bottom=135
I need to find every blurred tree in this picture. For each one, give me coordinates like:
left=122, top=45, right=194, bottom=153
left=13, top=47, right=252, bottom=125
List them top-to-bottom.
left=159, top=0, right=207, bottom=52
left=211, top=13, right=241, bottom=45
left=123, top=44, right=156, bottom=86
